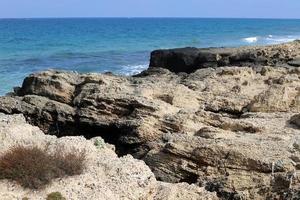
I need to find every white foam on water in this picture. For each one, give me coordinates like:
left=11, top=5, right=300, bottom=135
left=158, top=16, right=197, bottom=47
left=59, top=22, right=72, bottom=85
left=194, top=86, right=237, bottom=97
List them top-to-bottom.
left=242, top=35, right=300, bottom=45
left=265, top=35, right=299, bottom=44
left=243, top=37, right=258, bottom=43
left=120, top=64, right=148, bottom=76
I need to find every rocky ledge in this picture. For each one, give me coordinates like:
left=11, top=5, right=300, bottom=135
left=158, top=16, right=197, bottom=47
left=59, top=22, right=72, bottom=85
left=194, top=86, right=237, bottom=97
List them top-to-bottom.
left=150, top=40, right=300, bottom=73
left=1, top=41, right=300, bottom=199
left=0, top=113, right=216, bottom=200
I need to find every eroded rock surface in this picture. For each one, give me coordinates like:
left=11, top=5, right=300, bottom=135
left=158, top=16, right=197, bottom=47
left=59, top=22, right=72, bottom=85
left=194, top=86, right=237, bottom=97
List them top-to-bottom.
left=150, top=40, right=300, bottom=73
left=2, top=42, right=300, bottom=199
left=0, top=113, right=217, bottom=200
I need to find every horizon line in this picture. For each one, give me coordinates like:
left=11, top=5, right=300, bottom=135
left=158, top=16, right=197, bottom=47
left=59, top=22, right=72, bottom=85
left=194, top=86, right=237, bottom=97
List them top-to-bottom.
left=1, top=16, right=300, bottom=20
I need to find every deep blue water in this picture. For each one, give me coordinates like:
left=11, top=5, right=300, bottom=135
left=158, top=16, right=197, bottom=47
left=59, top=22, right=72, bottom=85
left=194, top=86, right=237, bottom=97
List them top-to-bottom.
left=1, top=18, right=300, bottom=94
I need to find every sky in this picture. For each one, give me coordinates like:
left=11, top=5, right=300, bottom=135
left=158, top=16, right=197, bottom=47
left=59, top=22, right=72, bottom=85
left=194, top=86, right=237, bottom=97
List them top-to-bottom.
left=0, top=0, right=300, bottom=19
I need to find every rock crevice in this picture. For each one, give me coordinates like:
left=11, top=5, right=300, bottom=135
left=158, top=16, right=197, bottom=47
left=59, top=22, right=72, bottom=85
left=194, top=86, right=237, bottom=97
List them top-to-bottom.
left=2, top=41, right=300, bottom=199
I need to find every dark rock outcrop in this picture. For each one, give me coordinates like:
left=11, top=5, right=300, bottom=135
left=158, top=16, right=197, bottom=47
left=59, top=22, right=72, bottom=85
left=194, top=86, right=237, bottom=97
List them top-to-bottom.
left=150, top=40, right=300, bottom=73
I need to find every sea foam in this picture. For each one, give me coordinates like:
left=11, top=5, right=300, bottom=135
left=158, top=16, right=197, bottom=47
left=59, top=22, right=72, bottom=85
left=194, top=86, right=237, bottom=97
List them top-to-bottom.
left=243, top=35, right=300, bottom=44
left=265, top=35, right=299, bottom=44
left=243, top=37, right=258, bottom=43
left=119, top=64, right=148, bottom=76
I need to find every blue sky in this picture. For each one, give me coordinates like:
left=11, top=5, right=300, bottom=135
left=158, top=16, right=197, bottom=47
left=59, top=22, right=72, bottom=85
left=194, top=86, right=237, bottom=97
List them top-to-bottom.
left=1, top=0, right=300, bottom=19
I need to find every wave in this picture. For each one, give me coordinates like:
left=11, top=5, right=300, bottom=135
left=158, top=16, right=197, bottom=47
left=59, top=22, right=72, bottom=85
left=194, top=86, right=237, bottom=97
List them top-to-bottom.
left=242, top=35, right=300, bottom=45
left=265, top=35, right=299, bottom=44
left=243, top=37, right=258, bottom=43
left=118, top=64, right=148, bottom=75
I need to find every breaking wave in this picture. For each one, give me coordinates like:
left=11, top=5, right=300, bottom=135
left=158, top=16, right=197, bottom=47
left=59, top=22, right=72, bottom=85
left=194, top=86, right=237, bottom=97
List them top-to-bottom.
left=242, top=35, right=300, bottom=45
left=264, top=35, right=299, bottom=44
left=243, top=37, right=258, bottom=43
left=118, top=64, right=148, bottom=76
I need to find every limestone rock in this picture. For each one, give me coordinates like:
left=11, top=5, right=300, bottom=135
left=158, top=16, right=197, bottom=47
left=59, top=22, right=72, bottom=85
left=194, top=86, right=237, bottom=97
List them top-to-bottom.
left=2, top=42, right=300, bottom=199
left=0, top=113, right=217, bottom=200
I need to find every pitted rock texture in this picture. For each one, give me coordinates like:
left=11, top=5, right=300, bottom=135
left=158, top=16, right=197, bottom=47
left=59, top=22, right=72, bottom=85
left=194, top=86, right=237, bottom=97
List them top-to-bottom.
left=150, top=40, right=300, bottom=73
left=2, top=42, right=300, bottom=199
left=1, top=66, right=300, bottom=199
left=0, top=113, right=217, bottom=200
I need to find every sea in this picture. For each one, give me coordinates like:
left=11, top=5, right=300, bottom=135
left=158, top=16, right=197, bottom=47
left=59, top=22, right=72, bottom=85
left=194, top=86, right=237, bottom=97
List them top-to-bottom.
left=1, top=18, right=300, bottom=94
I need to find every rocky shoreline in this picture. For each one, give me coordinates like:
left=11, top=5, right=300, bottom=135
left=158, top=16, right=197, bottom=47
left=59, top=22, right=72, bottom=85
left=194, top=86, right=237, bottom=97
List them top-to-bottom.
left=150, top=40, right=300, bottom=73
left=1, top=41, right=300, bottom=199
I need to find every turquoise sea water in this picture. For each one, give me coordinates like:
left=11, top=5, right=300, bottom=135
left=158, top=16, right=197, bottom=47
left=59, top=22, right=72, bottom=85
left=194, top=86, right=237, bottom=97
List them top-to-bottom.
left=1, top=18, right=300, bottom=94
